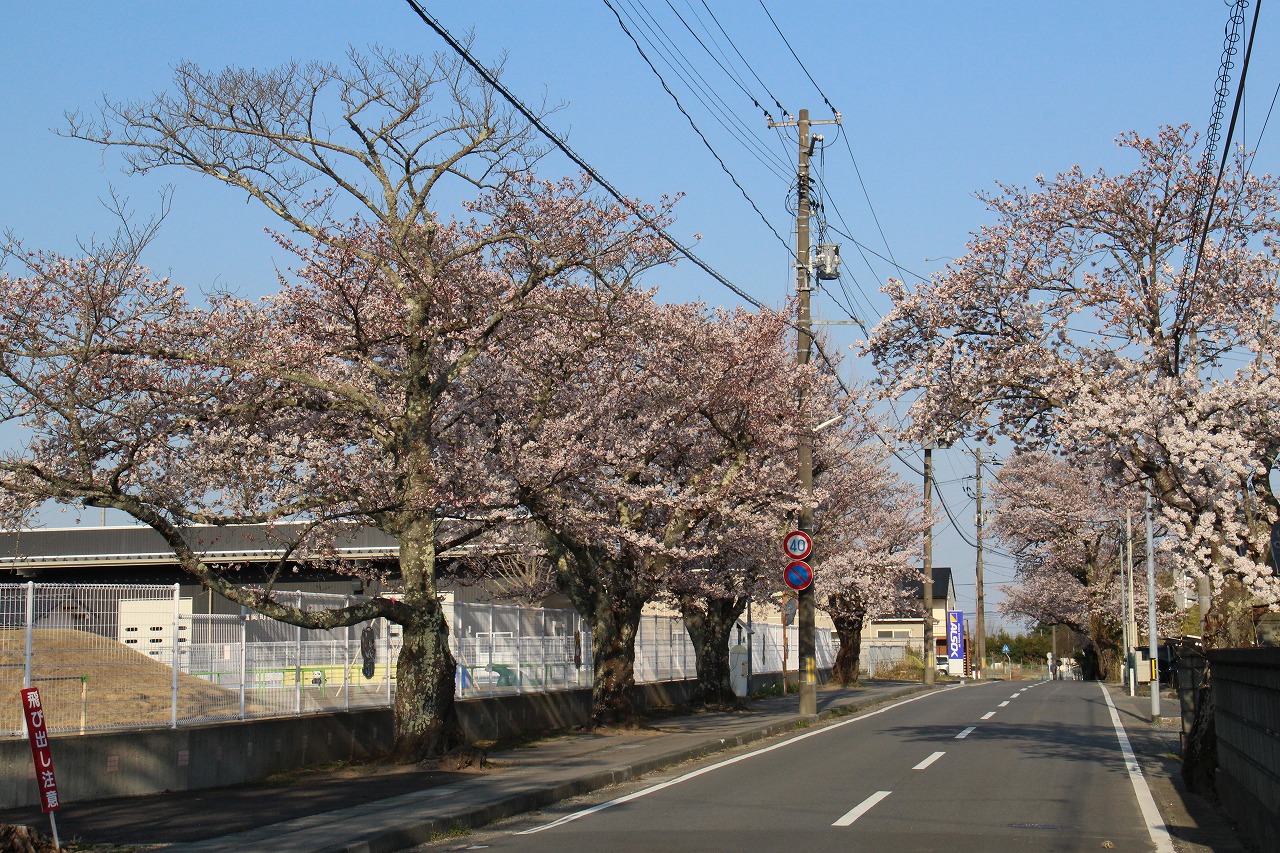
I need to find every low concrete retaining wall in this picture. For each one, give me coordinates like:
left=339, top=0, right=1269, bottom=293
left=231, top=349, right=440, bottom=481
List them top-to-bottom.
left=1209, top=648, right=1280, bottom=853
left=0, top=679, right=701, bottom=809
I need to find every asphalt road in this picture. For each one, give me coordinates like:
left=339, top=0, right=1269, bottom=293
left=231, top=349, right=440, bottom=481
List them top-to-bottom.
left=432, top=680, right=1170, bottom=853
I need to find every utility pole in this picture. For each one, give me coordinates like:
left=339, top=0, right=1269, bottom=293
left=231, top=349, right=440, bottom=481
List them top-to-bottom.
left=771, top=107, right=840, bottom=716
left=923, top=447, right=935, bottom=686
left=974, top=449, right=986, bottom=680
left=1146, top=491, right=1160, bottom=722
left=1126, top=504, right=1136, bottom=691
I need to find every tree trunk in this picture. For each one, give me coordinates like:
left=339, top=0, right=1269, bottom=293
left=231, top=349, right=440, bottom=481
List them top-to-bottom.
left=383, top=515, right=463, bottom=762
left=540, top=531, right=654, bottom=727
left=1204, top=575, right=1256, bottom=649
left=680, top=594, right=745, bottom=709
left=587, top=600, right=644, bottom=725
left=386, top=606, right=464, bottom=762
left=831, top=610, right=865, bottom=685
left=1181, top=665, right=1217, bottom=795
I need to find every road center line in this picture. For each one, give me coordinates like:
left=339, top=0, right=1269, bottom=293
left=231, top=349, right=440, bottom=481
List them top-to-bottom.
left=1100, top=685, right=1175, bottom=853
left=516, top=687, right=956, bottom=835
left=1009, top=693, right=1020, bottom=699
left=998, top=701, right=1009, bottom=707
left=981, top=711, right=995, bottom=720
left=955, top=726, right=976, bottom=739
left=912, top=751, right=945, bottom=770
left=833, top=790, right=892, bottom=826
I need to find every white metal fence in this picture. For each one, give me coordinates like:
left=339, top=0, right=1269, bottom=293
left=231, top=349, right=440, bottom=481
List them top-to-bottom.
left=1, top=583, right=837, bottom=736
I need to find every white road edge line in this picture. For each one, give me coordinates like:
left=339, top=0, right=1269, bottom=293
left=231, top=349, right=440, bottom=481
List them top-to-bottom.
left=1100, top=684, right=1175, bottom=853
left=515, top=687, right=956, bottom=835
left=981, top=711, right=996, bottom=720
left=955, top=726, right=976, bottom=739
left=913, top=751, right=945, bottom=770
left=833, top=790, right=893, bottom=826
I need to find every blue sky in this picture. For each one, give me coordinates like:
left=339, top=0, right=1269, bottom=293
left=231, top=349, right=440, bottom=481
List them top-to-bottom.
left=4, top=1, right=1278, bottom=628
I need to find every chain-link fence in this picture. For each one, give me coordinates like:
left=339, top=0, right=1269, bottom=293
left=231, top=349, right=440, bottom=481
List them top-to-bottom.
left=1, top=583, right=838, bottom=736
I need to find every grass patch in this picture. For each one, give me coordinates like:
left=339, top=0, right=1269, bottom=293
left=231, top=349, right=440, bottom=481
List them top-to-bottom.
left=0, top=628, right=251, bottom=735
left=430, top=820, right=471, bottom=842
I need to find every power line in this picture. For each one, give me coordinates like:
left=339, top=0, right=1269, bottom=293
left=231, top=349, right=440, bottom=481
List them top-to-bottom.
left=402, top=0, right=774, bottom=313
left=405, top=0, right=951, bottom=525
left=602, top=0, right=792, bottom=248
left=612, top=0, right=792, bottom=178
left=660, top=0, right=772, bottom=121
left=695, top=0, right=789, bottom=119
left=756, top=0, right=836, bottom=115
left=1191, top=0, right=1262, bottom=285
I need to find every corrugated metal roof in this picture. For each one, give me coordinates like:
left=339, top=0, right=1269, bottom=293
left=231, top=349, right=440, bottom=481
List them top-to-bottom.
left=0, top=524, right=399, bottom=569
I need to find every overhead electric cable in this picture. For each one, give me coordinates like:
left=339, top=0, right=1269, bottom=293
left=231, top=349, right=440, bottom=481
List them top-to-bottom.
left=402, top=0, right=774, bottom=312
left=605, top=0, right=791, bottom=248
left=612, top=0, right=792, bottom=179
left=660, top=0, right=773, bottom=121
left=697, top=0, right=789, bottom=119
left=756, top=0, right=836, bottom=114
left=1179, top=0, right=1249, bottom=299
left=1244, top=77, right=1280, bottom=179
left=838, top=126, right=901, bottom=275
left=825, top=223, right=932, bottom=283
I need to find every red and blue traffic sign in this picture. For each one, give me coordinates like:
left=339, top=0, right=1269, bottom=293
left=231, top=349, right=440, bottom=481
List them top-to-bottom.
left=782, top=530, right=812, bottom=561
left=784, top=560, right=812, bottom=591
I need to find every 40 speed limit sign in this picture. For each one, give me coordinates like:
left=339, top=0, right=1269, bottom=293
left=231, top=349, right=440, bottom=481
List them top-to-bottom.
left=782, top=530, right=812, bottom=561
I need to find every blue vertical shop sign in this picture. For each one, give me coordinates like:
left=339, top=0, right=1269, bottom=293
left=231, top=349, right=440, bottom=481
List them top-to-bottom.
left=947, top=610, right=965, bottom=661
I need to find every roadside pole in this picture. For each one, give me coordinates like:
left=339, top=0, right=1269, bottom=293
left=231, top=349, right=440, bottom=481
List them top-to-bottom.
left=770, top=106, right=840, bottom=716
left=923, top=447, right=935, bottom=686
left=1146, top=492, right=1160, bottom=722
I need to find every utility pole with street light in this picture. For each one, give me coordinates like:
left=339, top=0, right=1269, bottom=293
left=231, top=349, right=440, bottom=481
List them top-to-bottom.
left=770, top=107, right=840, bottom=716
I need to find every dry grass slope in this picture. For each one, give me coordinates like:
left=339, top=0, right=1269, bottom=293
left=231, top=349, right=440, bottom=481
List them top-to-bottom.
left=0, top=629, right=242, bottom=735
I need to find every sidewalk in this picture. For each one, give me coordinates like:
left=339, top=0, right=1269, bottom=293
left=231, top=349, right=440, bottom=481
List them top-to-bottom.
left=1, top=680, right=1246, bottom=853
left=0, top=681, right=927, bottom=853
left=1104, top=684, right=1248, bottom=853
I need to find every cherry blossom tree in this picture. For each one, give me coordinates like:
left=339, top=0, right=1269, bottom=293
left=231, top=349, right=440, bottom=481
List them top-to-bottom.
left=1, top=48, right=680, bottom=761
left=868, top=125, right=1280, bottom=647
left=497, top=292, right=816, bottom=723
left=655, top=309, right=817, bottom=709
left=811, top=422, right=925, bottom=685
left=989, top=452, right=1179, bottom=679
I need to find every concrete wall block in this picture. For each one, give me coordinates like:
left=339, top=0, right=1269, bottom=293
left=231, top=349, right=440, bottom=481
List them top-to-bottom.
left=1209, top=648, right=1280, bottom=853
left=0, top=679, right=704, bottom=808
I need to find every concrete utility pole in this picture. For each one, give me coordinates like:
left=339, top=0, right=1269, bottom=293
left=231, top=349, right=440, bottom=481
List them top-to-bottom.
left=771, top=107, right=840, bottom=716
left=923, top=447, right=935, bottom=686
left=973, top=449, right=986, bottom=680
left=1146, top=491, right=1160, bottom=722
left=1126, top=507, right=1136, bottom=686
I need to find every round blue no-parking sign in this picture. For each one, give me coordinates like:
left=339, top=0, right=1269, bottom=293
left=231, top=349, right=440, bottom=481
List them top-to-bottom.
left=784, top=560, right=812, bottom=591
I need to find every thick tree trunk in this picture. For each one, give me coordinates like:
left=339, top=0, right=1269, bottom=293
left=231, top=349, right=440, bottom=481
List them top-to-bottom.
left=383, top=515, right=463, bottom=762
left=539, top=529, right=654, bottom=727
left=680, top=595, right=745, bottom=709
left=586, top=601, right=644, bottom=725
left=386, top=606, right=464, bottom=762
left=831, top=610, right=865, bottom=685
